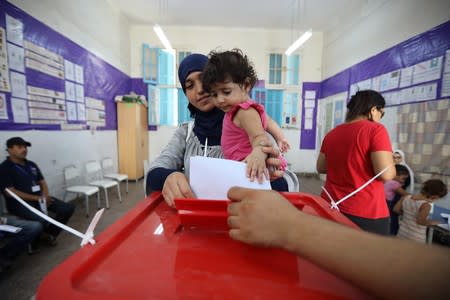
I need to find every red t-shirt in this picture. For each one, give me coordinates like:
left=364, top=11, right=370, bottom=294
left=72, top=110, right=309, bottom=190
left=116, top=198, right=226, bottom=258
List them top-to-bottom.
left=320, top=120, right=392, bottom=219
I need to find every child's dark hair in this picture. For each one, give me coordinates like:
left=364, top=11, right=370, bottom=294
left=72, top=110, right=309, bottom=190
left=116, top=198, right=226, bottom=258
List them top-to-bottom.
left=202, top=49, right=258, bottom=93
left=345, top=90, right=385, bottom=122
left=395, top=164, right=409, bottom=177
left=421, top=179, right=448, bottom=198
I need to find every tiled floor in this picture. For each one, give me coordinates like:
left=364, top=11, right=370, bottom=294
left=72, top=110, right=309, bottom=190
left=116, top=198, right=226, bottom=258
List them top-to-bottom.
left=0, top=175, right=323, bottom=300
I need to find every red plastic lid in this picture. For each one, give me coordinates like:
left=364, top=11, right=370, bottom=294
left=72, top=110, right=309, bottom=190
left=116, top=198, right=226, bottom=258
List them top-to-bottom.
left=36, top=192, right=372, bottom=300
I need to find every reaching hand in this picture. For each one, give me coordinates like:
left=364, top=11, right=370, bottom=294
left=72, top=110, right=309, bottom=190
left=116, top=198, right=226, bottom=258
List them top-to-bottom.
left=278, top=138, right=291, bottom=153
left=259, top=141, right=284, bottom=181
left=244, top=147, right=269, bottom=183
left=162, top=172, right=195, bottom=207
left=227, top=187, right=299, bottom=248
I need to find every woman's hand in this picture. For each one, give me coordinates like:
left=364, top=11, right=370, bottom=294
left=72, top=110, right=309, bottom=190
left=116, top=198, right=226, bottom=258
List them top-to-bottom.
left=162, top=172, right=195, bottom=207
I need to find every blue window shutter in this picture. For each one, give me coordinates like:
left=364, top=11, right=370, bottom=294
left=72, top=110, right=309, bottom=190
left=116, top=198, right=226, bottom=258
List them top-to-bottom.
left=143, top=45, right=158, bottom=84
left=158, top=50, right=175, bottom=85
left=287, top=55, right=300, bottom=85
left=159, top=88, right=175, bottom=125
left=177, top=88, right=191, bottom=124
left=266, top=90, right=283, bottom=126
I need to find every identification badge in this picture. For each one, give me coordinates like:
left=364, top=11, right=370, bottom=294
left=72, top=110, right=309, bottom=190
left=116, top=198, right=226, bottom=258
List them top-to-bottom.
left=32, top=185, right=41, bottom=192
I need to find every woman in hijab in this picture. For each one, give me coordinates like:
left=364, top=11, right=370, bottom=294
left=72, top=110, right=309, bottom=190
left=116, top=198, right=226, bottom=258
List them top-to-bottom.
left=146, top=54, right=298, bottom=207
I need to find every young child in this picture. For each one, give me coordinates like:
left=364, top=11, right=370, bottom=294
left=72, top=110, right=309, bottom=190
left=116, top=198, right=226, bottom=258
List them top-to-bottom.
left=202, top=49, right=290, bottom=184
left=384, top=164, right=410, bottom=205
left=385, top=164, right=410, bottom=235
left=393, top=179, right=448, bottom=243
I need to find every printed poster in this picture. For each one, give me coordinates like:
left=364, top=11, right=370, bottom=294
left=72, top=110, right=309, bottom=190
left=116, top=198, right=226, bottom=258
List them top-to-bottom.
left=6, top=14, right=23, bottom=46
left=0, top=28, right=11, bottom=92
left=7, top=42, right=24, bottom=72
left=65, top=60, right=75, bottom=81
left=74, top=64, right=84, bottom=84
left=10, top=71, right=27, bottom=99
left=65, top=81, right=75, bottom=101
left=75, top=84, right=84, bottom=102
left=0, top=93, right=8, bottom=119
left=11, top=97, right=29, bottom=123
left=66, top=101, right=77, bottom=121
left=77, top=103, right=86, bottom=121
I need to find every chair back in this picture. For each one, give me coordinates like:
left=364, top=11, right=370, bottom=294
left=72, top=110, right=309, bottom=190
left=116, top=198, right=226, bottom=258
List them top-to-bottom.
left=101, top=157, right=114, bottom=174
left=143, top=160, right=150, bottom=196
left=85, top=161, right=103, bottom=181
left=63, top=165, right=82, bottom=187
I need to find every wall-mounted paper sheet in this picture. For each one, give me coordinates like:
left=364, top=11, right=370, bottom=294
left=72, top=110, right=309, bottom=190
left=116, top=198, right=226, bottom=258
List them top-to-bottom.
left=190, top=156, right=271, bottom=200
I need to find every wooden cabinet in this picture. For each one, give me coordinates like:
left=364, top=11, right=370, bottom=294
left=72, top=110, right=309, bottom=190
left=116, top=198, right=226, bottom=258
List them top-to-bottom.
left=117, top=102, right=148, bottom=180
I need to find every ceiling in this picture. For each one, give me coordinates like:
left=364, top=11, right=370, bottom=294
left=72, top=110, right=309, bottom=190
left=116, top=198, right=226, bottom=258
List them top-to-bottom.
left=108, top=0, right=382, bottom=31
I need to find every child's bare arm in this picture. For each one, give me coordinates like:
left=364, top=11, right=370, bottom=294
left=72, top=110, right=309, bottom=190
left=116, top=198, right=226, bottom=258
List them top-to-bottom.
left=234, top=108, right=269, bottom=182
left=266, top=115, right=290, bottom=153
left=394, top=187, right=410, bottom=197
left=392, top=197, right=404, bottom=214
left=417, top=202, right=439, bottom=226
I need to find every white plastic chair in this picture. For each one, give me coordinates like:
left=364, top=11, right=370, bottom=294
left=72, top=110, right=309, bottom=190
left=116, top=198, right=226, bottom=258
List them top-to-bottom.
left=101, top=157, right=129, bottom=193
left=85, top=160, right=121, bottom=209
left=143, top=160, right=150, bottom=197
left=63, top=165, right=100, bottom=217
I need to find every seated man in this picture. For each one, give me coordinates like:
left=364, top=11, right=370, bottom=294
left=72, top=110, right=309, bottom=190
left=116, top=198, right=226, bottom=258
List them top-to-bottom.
left=0, top=137, right=75, bottom=245
left=0, top=215, right=43, bottom=271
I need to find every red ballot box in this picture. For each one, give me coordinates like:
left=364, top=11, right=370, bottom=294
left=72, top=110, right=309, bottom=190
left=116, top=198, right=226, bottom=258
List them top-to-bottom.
left=36, top=192, right=373, bottom=300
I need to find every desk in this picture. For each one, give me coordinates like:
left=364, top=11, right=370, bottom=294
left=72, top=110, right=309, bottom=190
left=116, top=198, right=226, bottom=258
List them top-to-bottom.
left=36, top=192, right=373, bottom=300
left=427, top=205, right=450, bottom=244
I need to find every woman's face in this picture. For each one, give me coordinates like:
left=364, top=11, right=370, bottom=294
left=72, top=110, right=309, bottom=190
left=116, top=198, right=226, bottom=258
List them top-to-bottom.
left=184, top=71, right=215, bottom=112
left=369, top=106, right=385, bottom=122
left=393, top=152, right=403, bottom=164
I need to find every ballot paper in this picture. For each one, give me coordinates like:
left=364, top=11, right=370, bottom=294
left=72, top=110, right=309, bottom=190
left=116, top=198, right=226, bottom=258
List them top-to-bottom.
left=190, top=156, right=271, bottom=200
left=0, top=224, right=22, bottom=233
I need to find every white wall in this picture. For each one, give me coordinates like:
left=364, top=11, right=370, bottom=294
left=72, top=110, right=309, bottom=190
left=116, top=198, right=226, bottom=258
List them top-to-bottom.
left=3, top=0, right=131, bottom=199
left=323, top=0, right=450, bottom=79
left=131, top=25, right=324, bottom=172
left=0, top=131, right=118, bottom=199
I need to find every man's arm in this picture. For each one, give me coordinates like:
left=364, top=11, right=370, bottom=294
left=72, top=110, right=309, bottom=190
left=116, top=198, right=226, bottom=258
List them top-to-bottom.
left=4, top=187, right=40, bottom=202
left=227, top=187, right=450, bottom=300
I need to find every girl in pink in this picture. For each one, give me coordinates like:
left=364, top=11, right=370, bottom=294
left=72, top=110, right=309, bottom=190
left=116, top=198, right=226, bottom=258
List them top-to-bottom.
left=202, top=49, right=289, bottom=186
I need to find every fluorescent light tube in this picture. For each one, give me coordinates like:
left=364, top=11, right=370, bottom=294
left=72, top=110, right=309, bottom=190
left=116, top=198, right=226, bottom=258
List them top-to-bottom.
left=153, top=24, right=174, bottom=54
left=285, top=29, right=312, bottom=55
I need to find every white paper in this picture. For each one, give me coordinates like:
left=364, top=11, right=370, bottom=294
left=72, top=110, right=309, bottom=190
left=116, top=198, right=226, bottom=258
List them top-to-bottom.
left=6, top=15, right=23, bottom=46
left=7, top=42, right=24, bottom=72
left=412, top=57, right=443, bottom=85
left=64, top=60, right=75, bottom=81
left=75, top=64, right=84, bottom=84
left=400, top=66, right=413, bottom=88
left=379, top=70, right=400, bottom=92
left=10, top=71, right=27, bottom=99
left=441, top=72, right=450, bottom=98
left=65, top=81, right=75, bottom=101
left=75, top=84, right=84, bottom=102
left=304, top=90, right=316, bottom=99
left=0, top=93, right=8, bottom=119
left=11, top=97, right=29, bottom=123
left=304, top=99, right=315, bottom=108
left=66, top=101, right=76, bottom=121
left=77, top=103, right=86, bottom=121
left=305, top=108, right=314, bottom=118
left=304, top=118, right=313, bottom=130
left=189, top=156, right=271, bottom=200
left=0, top=224, right=22, bottom=233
